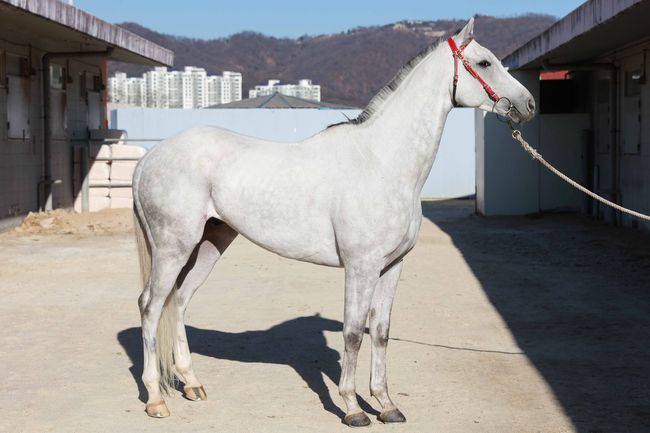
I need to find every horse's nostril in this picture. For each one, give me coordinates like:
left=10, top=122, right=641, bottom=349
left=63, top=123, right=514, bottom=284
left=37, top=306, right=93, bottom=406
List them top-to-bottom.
left=527, top=98, right=536, bottom=113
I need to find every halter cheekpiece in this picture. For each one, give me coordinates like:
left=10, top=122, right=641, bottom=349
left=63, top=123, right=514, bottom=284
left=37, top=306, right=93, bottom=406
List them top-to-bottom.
left=447, top=37, right=501, bottom=107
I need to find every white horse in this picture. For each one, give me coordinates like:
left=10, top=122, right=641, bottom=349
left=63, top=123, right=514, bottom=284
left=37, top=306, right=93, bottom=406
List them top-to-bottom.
left=132, top=18, right=535, bottom=426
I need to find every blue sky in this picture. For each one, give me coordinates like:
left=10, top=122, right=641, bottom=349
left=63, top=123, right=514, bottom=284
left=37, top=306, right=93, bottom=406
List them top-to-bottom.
left=76, top=0, right=586, bottom=39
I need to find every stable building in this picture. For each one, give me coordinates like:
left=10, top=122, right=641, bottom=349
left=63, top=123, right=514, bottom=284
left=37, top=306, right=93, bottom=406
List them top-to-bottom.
left=0, top=0, right=172, bottom=223
left=476, top=0, right=650, bottom=230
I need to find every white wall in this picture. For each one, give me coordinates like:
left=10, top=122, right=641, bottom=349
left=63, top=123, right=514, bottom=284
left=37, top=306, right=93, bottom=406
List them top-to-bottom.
left=476, top=70, right=541, bottom=215
left=110, top=107, right=476, bottom=199
left=110, top=108, right=361, bottom=145
left=421, top=108, right=476, bottom=198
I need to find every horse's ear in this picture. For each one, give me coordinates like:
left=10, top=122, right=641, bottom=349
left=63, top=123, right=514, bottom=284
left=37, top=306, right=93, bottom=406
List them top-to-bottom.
left=456, top=17, right=475, bottom=45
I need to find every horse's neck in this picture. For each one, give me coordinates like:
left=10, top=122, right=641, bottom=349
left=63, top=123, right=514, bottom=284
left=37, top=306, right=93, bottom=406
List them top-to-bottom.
left=357, top=46, right=453, bottom=195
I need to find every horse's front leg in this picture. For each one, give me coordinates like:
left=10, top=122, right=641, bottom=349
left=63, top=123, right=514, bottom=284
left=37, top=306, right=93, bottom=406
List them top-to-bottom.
left=339, top=261, right=380, bottom=427
left=369, top=261, right=406, bottom=423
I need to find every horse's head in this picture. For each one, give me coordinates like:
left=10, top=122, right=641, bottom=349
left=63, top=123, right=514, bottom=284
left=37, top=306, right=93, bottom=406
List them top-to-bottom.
left=449, top=18, right=536, bottom=124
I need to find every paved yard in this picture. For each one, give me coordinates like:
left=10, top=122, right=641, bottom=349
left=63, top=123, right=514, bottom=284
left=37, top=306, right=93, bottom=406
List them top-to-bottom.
left=1, top=200, right=649, bottom=433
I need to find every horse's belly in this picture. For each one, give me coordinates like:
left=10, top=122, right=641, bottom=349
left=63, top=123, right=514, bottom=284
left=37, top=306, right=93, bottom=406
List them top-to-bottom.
left=211, top=193, right=341, bottom=267
left=235, top=219, right=341, bottom=267
left=244, top=232, right=341, bottom=267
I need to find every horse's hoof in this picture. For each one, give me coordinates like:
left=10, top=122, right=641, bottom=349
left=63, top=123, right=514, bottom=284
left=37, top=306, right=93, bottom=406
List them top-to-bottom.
left=183, top=385, right=207, bottom=401
left=145, top=401, right=170, bottom=418
left=378, top=408, right=406, bottom=423
left=344, top=412, right=371, bottom=427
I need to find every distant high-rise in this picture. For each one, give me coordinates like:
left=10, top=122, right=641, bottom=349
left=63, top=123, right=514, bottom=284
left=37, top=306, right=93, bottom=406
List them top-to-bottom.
left=108, top=68, right=242, bottom=109
left=249, top=79, right=321, bottom=102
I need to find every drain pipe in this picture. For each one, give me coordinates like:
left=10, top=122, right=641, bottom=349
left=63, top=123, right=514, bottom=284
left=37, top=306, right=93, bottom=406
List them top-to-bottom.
left=40, top=47, right=113, bottom=211
left=541, top=60, right=620, bottom=224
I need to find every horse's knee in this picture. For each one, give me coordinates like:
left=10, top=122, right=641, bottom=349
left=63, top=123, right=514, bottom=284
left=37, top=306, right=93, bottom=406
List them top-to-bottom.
left=373, top=323, right=389, bottom=348
left=343, top=327, right=363, bottom=351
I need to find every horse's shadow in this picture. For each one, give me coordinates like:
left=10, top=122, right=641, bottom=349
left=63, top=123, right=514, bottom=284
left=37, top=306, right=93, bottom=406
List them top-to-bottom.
left=117, top=314, right=379, bottom=419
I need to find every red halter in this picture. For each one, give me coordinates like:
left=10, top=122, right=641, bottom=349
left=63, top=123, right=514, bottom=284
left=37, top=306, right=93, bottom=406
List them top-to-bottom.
left=447, top=37, right=500, bottom=107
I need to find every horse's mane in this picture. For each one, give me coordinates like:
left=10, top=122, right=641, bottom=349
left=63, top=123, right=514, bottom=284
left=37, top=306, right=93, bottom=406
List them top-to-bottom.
left=330, top=36, right=446, bottom=128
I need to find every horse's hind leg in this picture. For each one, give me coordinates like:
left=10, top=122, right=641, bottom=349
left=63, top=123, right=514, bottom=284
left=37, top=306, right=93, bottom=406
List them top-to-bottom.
left=173, top=219, right=238, bottom=401
left=139, top=250, right=192, bottom=418
left=369, top=261, right=406, bottom=423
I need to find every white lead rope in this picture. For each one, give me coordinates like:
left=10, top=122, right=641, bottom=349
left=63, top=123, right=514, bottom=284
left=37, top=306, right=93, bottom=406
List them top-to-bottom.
left=509, top=128, right=650, bottom=222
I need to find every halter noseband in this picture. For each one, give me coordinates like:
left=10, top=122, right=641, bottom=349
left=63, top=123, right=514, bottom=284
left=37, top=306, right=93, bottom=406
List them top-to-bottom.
left=448, top=37, right=500, bottom=107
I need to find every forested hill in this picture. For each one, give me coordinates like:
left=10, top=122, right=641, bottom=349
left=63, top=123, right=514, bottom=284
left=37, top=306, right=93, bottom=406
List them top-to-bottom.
left=109, top=15, right=555, bottom=107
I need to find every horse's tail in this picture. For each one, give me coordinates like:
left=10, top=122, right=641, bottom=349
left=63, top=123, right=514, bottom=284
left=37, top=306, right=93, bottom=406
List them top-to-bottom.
left=133, top=204, right=178, bottom=394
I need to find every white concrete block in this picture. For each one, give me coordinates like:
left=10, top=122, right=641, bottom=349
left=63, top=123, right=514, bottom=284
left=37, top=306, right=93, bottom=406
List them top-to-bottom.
left=90, top=144, right=111, bottom=159
left=111, top=144, right=146, bottom=158
left=88, top=161, right=110, bottom=181
left=110, top=161, right=138, bottom=182
left=89, top=187, right=110, bottom=197
left=110, top=187, right=133, bottom=199
left=74, top=195, right=110, bottom=212
left=90, top=197, right=111, bottom=212
left=110, top=197, right=133, bottom=209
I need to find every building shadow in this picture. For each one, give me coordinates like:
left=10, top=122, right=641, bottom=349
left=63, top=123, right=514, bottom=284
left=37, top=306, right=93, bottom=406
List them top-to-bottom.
left=422, top=199, right=650, bottom=433
left=117, top=314, right=380, bottom=421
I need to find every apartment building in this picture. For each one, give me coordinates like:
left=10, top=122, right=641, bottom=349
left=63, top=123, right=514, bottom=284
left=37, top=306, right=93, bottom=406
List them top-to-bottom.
left=108, top=67, right=242, bottom=109
left=144, top=67, right=170, bottom=108
left=249, top=79, right=321, bottom=101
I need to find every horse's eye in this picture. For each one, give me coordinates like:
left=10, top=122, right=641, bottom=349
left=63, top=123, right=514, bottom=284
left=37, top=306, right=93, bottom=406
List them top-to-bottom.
left=478, top=60, right=491, bottom=68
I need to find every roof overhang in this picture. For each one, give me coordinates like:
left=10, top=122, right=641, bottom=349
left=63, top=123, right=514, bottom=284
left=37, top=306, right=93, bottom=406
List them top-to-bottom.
left=0, top=0, right=173, bottom=66
left=503, top=0, right=648, bottom=70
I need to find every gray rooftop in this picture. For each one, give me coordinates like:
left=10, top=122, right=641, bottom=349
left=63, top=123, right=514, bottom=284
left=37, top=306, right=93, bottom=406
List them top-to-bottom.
left=0, top=0, right=173, bottom=66
left=503, top=0, right=647, bottom=70
left=207, top=93, right=359, bottom=110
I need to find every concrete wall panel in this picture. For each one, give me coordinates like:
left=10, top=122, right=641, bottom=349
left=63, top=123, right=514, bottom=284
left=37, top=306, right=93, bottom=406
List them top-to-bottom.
left=476, top=70, right=541, bottom=216
left=111, top=107, right=477, bottom=199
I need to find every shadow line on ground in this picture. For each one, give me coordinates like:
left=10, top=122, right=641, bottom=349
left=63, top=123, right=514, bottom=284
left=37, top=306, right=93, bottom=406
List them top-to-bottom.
left=422, top=199, right=650, bottom=433
left=117, top=314, right=382, bottom=420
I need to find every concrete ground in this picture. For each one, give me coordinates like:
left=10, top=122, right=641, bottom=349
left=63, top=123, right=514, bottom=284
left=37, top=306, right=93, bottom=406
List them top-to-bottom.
left=1, top=200, right=649, bottom=433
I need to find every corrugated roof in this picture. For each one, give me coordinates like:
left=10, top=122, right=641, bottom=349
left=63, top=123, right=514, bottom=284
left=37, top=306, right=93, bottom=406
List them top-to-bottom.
left=0, top=0, right=173, bottom=66
left=503, top=0, right=646, bottom=70
left=206, top=93, right=359, bottom=110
